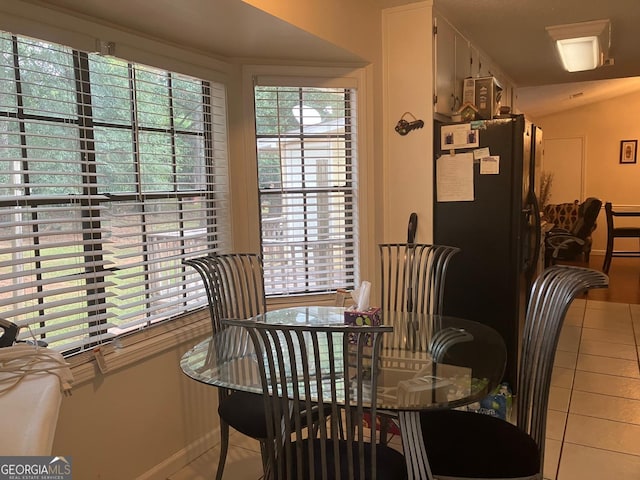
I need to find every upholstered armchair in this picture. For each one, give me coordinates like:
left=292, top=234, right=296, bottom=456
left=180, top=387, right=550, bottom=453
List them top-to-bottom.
left=543, top=198, right=602, bottom=266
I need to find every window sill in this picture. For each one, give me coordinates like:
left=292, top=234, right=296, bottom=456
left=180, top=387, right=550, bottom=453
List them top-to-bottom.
left=67, top=294, right=339, bottom=384
left=68, top=309, right=211, bottom=385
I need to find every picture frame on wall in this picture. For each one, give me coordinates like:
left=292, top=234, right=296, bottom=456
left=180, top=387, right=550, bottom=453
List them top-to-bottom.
left=620, top=140, right=637, bottom=164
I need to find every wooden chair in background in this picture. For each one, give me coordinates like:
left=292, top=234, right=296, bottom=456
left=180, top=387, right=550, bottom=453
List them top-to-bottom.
left=602, top=202, right=640, bottom=273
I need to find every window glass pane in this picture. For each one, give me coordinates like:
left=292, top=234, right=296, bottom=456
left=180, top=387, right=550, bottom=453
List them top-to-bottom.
left=0, top=33, right=17, bottom=112
left=17, top=37, right=76, bottom=118
left=89, top=56, right=132, bottom=125
left=135, top=66, right=170, bottom=129
left=173, top=76, right=204, bottom=131
left=0, top=119, right=21, bottom=193
left=24, top=122, right=82, bottom=195
left=94, top=126, right=135, bottom=193
left=139, top=131, right=173, bottom=191
left=176, top=133, right=206, bottom=191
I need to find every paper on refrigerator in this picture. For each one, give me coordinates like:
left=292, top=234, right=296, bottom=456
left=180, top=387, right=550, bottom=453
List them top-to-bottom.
left=436, top=152, right=474, bottom=202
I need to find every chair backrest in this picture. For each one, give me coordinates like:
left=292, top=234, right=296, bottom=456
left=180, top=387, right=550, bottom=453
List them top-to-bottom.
left=570, top=197, right=602, bottom=238
left=543, top=201, right=579, bottom=230
left=604, top=201, right=614, bottom=233
left=379, top=243, right=460, bottom=315
left=183, top=253, right=266, bottom=333
left=516, top=265, right=608, bottom=472
left=230, top=319, right=393, bottom=480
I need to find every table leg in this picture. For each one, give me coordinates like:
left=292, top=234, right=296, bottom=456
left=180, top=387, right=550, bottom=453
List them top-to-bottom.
left=398, top=411, right=434, bottom=480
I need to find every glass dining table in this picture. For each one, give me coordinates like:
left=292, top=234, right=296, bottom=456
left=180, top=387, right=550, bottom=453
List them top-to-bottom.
left=180, top=306, right=507, bottom=479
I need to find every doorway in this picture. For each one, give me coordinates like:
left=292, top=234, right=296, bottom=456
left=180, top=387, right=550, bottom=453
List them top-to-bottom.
left=543, top=137, right=585, bottom=204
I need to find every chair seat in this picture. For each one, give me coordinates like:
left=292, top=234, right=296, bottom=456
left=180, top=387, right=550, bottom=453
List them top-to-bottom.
left=218, top=390, right=269, bottom=439
left=219, top=390, right=335, bottom=440
left=420, top=409, right=539, bottom=479
left=287, top=438, right=407, bottom=480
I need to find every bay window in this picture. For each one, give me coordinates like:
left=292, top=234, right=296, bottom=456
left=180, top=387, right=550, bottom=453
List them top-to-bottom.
left=0, top=32, right=229, bottom=355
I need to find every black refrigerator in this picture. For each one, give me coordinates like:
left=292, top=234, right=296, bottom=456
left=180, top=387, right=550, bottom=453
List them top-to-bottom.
left=433, top=114, right=543, bottom=391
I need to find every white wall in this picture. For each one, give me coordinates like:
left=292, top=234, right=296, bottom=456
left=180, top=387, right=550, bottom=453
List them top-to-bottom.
left=382, top=2, right=435, bottom=243
left=537, top=90, right=640, bottom=253
left=54, top=335, right=219, bottom=479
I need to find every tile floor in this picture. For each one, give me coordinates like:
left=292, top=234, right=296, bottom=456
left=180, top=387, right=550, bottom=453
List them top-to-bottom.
left=169, top=298, right=640, bottom=480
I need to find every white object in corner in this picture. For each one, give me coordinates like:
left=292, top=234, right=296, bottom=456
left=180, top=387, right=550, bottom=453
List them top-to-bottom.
left=0, top=345, right=73, bottom=455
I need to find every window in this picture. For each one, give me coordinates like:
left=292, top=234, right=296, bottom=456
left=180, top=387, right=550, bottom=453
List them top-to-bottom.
left=0, top=32, right=229, bottom=355
left=254, top=82, right=357, bottom=296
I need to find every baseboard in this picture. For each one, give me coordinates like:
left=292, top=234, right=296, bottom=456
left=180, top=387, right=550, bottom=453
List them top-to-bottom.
left=136, top=428, right=219, bottom=480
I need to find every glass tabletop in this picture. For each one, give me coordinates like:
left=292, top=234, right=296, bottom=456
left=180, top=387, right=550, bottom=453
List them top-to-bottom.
left=180, top=306, right=507, bottom=411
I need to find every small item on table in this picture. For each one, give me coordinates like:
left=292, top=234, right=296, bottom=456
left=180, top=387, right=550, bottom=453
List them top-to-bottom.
left=343, top=280, right=381, bottom=344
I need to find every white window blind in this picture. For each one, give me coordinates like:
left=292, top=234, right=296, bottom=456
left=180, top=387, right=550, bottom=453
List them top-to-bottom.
left=0, top=32, right=229, bottom=355
left=254, top=83, right=358, bottom=296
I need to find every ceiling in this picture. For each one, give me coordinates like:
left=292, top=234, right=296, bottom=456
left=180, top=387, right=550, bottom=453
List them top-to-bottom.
left=19, top=0, right=640, bottom=117
left=19, top=0, right=366, bottom=64
left=432, top=0, right=640, bottom=117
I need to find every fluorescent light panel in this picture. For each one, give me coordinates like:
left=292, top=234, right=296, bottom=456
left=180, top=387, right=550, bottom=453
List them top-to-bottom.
left=546, top=19, right=610, bottom=72
left=556, top=36, right=600, bottom=72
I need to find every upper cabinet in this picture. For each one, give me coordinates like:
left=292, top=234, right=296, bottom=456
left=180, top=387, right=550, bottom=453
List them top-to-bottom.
left=434, top=12, right=515, bottom=118
left=434, top=15, right=457, bottom=115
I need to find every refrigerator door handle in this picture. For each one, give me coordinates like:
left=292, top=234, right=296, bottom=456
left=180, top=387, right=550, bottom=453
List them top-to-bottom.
left=525, top=190, right=542, bottom=279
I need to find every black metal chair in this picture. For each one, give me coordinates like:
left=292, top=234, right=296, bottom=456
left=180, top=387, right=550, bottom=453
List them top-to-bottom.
left=602, top=202, right=640, bottom=273
left=378, top=243, right=460, bottom=316
left=375, top=244, right=460, bottom=441
left=183, top=253, right=268, bottom=480
left=185, top=253, right=333, bottom=478
left=419, top=265, right=608, bottom=479
left=225, top=319, right=407, bottom=480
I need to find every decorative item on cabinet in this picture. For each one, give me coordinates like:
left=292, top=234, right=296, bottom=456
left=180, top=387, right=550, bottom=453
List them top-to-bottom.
left=461, top=76, right=503, bottom=120
left=454, top=102, right=478, bottom=122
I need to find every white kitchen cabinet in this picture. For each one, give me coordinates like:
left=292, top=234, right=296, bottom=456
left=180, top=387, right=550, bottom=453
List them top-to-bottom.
left=435, top=11, right=516, bottom=118
left=434, top=15, right=456, bottom=116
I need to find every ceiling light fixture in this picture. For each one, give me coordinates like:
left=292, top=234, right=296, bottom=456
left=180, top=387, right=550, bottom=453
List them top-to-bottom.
left=545, top=19, right=611, bottom=72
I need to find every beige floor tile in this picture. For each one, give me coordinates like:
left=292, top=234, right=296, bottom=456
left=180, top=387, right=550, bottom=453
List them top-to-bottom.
left=569, top=298, right=587, bottom=309
left=585, top=300, right=630, bottom=313
left=630, top=304, right=640, bottom=319
left=564, top=308, right=584, bottom=327
left=583, top=309, right=633, bottom=332
left=557, top=325, right=582, bottom=353
left=580, top=327, right=636, bottom=346
left=579, top=338, right=638, bottom=360
left=554, top=350, right=578, bottom=369
left=577, top=353, right=640, bottom=378
left=551, top=366, right=574, bottom=389
left=573, top=370, right=640, bottom=401
left=548, top=386, right=571, bottom=412
left=570, top=390, right=640, bottom=425
left=546, top=409, right=568, bottom=441
left=565, top=413, right=640, bottom=456
left=228, top=431, right=262, bottom=453
left=543, top=438, right=561, bottom=480
left=557, top=442, right=640, bottom=480
left=168, top=444, right=263, bottom=480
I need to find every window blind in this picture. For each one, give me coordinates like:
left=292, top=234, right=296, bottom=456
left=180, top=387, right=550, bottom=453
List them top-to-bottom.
left=0, top=32, right=229, bottom=355
left=254, top=83, right=358, bottom=296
